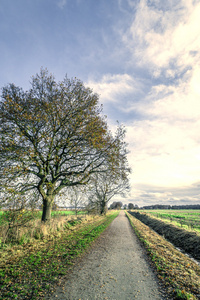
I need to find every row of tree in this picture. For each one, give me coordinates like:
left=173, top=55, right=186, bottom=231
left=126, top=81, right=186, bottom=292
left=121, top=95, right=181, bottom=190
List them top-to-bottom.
left=0, top=69, right=131, bottom=221
left=109, top=202, right=138, bottom=210
left=141, top=204, right=200, bottom=210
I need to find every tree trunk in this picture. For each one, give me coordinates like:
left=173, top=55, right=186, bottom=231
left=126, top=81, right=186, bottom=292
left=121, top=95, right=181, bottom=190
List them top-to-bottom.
left=42, top=199, right=52, bottom=222
left=100, top=199, right=106, bottom=215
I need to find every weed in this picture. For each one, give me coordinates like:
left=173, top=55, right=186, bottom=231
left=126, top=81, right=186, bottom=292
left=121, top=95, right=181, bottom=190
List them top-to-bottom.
left=174, top=289, right=195, bottom=299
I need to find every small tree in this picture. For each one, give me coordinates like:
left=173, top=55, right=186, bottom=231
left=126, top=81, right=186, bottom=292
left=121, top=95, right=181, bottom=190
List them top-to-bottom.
left=0, top=68, right=126, bottom=222
left=87, top=125, right=130, bottom=215
left=88, top=167, right=130, bottom=215
left=88, top=175, right=129, bottom=214
left=67, top=187, right=86, bottom=216
left=0, top=192, right=38, bottom=243
left=109, top=201, right=123, bottom=210
left=109, top=202, right=116, bottom=209
left=128, top=203, right=134, bottom=209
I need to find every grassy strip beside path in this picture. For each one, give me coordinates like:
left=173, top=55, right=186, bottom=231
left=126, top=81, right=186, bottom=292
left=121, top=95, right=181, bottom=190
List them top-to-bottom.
left=0, top=212, right=119, bottom=300
left=126, top=212, right=200, bottom=300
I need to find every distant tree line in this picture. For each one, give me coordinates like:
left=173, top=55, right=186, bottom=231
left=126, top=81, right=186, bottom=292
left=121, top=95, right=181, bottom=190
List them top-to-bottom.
left=109, top=202, right=138, bottom=210
left=109, top=203, right=200, bottom=210
left=141, top=204, right=200, bottom=210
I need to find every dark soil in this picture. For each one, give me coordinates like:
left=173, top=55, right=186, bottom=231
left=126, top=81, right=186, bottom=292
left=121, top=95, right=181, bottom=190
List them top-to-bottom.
left=128, top=211, right=200, bottom=261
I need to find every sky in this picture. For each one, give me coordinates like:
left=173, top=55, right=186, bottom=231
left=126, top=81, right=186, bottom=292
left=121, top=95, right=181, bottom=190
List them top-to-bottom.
left=1, top=0, right=200, bottom=207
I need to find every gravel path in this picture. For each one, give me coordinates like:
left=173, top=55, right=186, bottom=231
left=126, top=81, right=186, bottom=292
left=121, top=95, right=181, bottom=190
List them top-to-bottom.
left=49, top=211, right=168, bottom=300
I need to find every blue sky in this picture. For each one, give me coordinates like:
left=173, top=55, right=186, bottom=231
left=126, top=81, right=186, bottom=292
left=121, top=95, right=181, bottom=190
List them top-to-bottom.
left=1, top=0, right=200, bottom=207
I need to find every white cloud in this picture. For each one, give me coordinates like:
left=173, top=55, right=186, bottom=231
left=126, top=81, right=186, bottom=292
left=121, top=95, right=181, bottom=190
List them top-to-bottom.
left=123, top=0, right=200, bottom=77
left=88, top=1, right=200, bottom=206
left=87, top=48, right=200, bottom=205
left=123, top=63, right=200, bottom=200
left=128, top=63, right=200, bottom=124
left=190, top=66, right=200, bottom=96
left=87, top=73, right=143, bottom=103
left=126, top=80, right=200, bottom=184
left=125, top=103, right=200, bottom=193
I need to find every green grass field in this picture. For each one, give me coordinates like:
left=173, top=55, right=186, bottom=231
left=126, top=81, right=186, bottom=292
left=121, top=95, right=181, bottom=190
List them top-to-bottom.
left=143, top=209, right=200, bottom=232
left=0, top=210, right=85, bottom=217
left=0, top=210, right=86, bottom=227
left=51, top=210, right=86, bottom=216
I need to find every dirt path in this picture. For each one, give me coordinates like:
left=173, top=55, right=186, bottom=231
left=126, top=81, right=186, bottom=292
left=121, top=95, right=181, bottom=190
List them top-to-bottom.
left=49, top=211, right=169, bottom=300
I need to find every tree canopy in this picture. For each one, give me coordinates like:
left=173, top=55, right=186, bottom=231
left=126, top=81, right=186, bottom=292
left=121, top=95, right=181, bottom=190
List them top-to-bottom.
left=0, top=69, right=130, bottom=221
left=87, top=156, right=130, bottom=215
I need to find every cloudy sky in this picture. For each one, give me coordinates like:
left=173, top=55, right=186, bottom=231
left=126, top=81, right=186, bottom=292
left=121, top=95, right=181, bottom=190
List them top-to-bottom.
left=1, top=0, right=200, bottom=207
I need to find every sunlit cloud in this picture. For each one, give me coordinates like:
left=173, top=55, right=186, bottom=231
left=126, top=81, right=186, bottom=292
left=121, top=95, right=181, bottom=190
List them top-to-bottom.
left=1, top=0, right=200, bottom=207
left=112, top=0, right=200, bottom=206
left=123, top=0, right=200, bottom=78
left=87, top=41, right=200, bottom=205
left=132, top=68, right=200, bottom=122
left=87, top=73, right=144, bottom=103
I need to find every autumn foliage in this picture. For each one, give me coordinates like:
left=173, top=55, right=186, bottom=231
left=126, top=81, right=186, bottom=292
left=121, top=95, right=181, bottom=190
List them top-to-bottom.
left=0, top=69, right=129, bottom=221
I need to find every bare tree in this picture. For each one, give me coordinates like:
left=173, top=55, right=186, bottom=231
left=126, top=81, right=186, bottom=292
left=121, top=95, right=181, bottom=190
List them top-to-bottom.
left=0, top=68, right=127, bottom=221
left=87, top=137, right=130, bottom=215
left=88, top=174, right=129, bottom=214
left=66, top=187, right=86, bottom=216
left=123, top=204, right=127, bottom=210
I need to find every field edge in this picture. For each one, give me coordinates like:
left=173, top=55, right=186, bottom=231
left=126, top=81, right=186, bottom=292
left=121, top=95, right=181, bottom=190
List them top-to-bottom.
left=126, top=211, right=200, bottom=300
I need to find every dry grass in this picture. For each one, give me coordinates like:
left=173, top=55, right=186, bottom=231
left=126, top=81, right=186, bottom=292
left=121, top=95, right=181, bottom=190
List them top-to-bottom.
left=0, top=211, right=98, bottom=245
left=0, top=212, right=119, bottom=300
left=126, top=212, right=200, bottom=300
left=0, top=213, right=111, bottom=264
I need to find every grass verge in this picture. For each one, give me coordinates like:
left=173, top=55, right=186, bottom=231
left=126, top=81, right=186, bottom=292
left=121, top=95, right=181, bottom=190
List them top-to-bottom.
left=128, top=211, right=200, bottom=261
left=0, top=212, right=119, bottom=300
left=126, top=212, right=200, bottom=300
